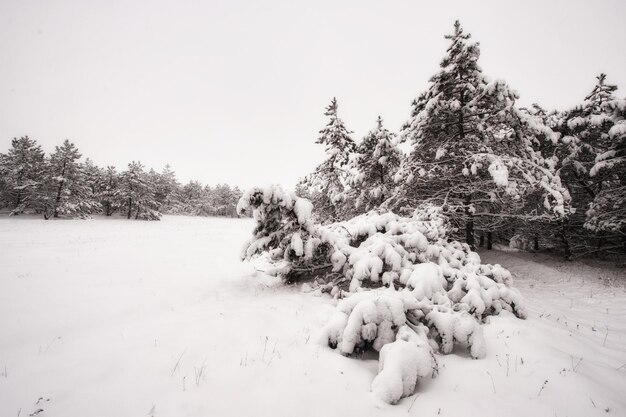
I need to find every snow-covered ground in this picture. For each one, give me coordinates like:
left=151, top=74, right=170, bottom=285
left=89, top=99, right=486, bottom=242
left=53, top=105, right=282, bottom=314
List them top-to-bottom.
left=1, top=216, right=625, bottom=417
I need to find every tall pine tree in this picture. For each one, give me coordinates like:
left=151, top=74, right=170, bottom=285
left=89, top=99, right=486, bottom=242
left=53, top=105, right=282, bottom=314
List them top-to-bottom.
left=393, top=20, right=569, bottom=248
left=299, top=98, right=356, bottom=222
left=352, top=116, right=402, bottom=211
left=0, top=136, right=46, bottom=214
left=42, top=140, right=98, bottom=219
left=117, top=161, right=161, bottom=220
left=154, top=164, right=180, bottom=213
left=100, top=166, right=119, bottom=216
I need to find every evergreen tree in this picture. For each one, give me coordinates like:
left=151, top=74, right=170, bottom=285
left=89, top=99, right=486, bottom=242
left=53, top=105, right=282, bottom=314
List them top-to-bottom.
left=393, top=20, right=568, bottom=249
left=535, top=74, right=625, bottom=256
left=584, top=88, right=626, bottom=249
left=299, top=98, right=356, bottom=222
left=504, top=104, right=564, bottom=252
left=352, top=116, right=402, bottom=211
left=0, top=136, right=46, bottom=213
left=42, top=140, right=98, bottom=219
left=83, top=158, right=105, bottom=214
left=117, top=161, right=160, bottom=220
left=154, top=164, right=180, bottom=213
left=100, top=166, right=119, bottom=216
left=177, top=180, right=205, bottom=215
left=213, top=183, right=242, bottom=216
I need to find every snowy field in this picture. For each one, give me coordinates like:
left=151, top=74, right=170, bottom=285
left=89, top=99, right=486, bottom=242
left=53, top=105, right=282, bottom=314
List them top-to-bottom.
left=1, top=216, right=625, bottom=417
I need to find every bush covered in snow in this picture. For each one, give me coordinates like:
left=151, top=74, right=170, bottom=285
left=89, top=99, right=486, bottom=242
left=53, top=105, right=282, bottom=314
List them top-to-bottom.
left=238, top=185, right=527, bottom=404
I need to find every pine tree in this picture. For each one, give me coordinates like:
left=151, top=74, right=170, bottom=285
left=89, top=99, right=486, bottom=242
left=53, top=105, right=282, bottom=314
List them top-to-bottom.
left=393, top=20, right=568, bottom=249
left=538, top=74, right=625, bottom=256
left=584, top=86, right=626, bottom=249
left=299, top=98, right=356, bottom=222
left=352, top=116, right=402, bottom=211
left=0, top=136, right=46, bottom=213
left=42, top=140, right=98, bottom=219
left=83, top=158, right=105, bottom=214
left=117, top=161, right=161, bottom=220
left=154, top=164, right=180, bottom=213
left=100, top=166, right=119, bottom=216
left=177, top=180, right=205, bottom=215
left=213, top=184, right=241, bottom=216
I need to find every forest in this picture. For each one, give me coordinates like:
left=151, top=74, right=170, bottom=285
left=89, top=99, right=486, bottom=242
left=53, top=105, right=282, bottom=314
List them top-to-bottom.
left=293, top=22, right=625, bottom=260
left=0, top=138, right=243, bottom=220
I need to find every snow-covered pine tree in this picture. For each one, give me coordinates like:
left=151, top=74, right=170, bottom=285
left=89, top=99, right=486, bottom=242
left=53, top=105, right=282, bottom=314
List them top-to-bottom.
left=393, top=20, right=568, bottom=249
left=536, top=74, right=625, bottom=256
left=584, top=87, right=626, bottom=249
left=298, top=98, right=356, bottom=222
left=496, top=105, right=555, bottom=251
left=352, top=116, right=403, bottom=211
left=0, top=136, right=46, bottom=214
left=41, top=140, right=99, bottom=219
left=83, top=158, right=105, bottom=214
left=117, top=161, right=161, bottom=220
left=154, top=164, right=180, bottom=213
left=99, top=166, right=119, bottom=216
left=147, top=168, right=162, bottom=210
left=176, top=180, right=205, bottom=216
left=213, top=184, right=242, bottom=216
left=238, top=184, right=527, bottom=403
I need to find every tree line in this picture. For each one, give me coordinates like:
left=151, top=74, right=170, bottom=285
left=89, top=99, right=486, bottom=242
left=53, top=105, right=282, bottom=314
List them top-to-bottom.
left=298, top=21, right=625, bottom=259
left=0, top=138, right=243, bottom=220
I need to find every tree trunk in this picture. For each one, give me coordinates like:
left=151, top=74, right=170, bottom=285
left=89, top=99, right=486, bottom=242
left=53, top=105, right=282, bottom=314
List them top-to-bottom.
left=53, top=162, right=67, bottom=218
left=53, top=183, right=63, bottom=218
left=15, top=190, right=22, bottom=210
left=464, top=195, right=475, bottom=250
left=127, top=198, right=132, bottom=219
left=465, top=219, right=475, bottom=250
left=560, top=223, right=572, bottom=260
left=487, top=232, right=493, bottom=250
left=479, top=235, right=484, bottom=247
left=533, top=236, right=539, bottom=251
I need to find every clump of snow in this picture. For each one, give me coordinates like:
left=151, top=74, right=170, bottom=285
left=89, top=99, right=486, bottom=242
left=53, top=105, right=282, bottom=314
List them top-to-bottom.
left=488, top=158, right=509, bottom=187
left=323, top=289, right=417, bottom=354
left=426, top=309, right=486, bottom=359
left=371, top=325, right=436, bottom=404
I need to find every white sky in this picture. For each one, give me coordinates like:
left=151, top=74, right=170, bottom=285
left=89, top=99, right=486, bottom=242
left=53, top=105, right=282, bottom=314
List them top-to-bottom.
left=1, top=0, right=625, bottom=189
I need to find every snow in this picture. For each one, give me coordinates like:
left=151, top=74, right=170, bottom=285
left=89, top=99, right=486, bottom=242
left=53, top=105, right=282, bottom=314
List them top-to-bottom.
left=608, top=121, right=626, bottom=139
left=488, top=158, right=509, bottom=187
left=293, top=198, right=313, bottom=225
left=1, top=216, right=625, bottom=416
left=406, top=262, right=445, bottom=300
left=426, top=309, right=486, bottom=359
left=371, top=325, right=435, bottom=404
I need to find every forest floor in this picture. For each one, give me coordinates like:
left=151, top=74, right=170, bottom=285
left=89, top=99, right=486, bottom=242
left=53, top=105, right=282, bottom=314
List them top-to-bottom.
left=0, top=215, right=625, bottom=417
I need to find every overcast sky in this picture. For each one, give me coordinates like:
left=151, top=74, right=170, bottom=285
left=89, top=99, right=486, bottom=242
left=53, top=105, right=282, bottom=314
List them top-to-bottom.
left=1, top=0, right=625, bottom=189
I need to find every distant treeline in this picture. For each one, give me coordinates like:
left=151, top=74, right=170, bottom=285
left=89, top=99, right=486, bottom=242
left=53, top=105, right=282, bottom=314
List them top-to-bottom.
left=0, top=137, right=243, bottom=220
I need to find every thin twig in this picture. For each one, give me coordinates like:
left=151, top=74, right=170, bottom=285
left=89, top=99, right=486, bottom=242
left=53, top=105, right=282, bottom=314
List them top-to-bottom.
left=171, top=350, right=186, bottom=376
left=486, top=371, right=496, bottom=394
